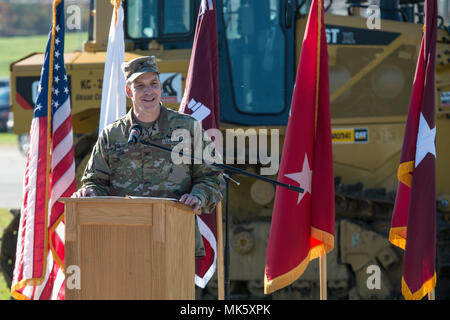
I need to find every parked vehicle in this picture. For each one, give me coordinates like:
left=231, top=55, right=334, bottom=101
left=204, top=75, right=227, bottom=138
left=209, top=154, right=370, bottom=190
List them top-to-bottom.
left=0, top=78, right=9, bottom=89
left=0, top=87, right=10, bottom=132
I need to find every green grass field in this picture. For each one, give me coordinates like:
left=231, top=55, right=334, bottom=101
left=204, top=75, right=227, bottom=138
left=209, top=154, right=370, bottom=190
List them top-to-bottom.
left=0, top=31, right=88, bottom=78
left=0, top=133, right=17, bottom=146
left=0, top=208, right=14, bottom=300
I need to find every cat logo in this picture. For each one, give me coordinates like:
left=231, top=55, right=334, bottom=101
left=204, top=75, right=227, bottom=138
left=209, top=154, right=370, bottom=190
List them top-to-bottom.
left=160, top=73, right=182, bottom=103
left=332, top=128, right=369, bottom=144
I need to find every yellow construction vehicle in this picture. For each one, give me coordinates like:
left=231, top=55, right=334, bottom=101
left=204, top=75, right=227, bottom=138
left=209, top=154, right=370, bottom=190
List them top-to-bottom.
left=2, top=0, right=450, bottom=299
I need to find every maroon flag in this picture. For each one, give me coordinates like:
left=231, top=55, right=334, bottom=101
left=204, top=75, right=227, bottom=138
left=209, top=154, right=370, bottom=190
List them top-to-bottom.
left=11, top=0, right=76, bottom=300
left=179, top=0, right=220, bottom=288
left=264, top=0, right=334, bottom=294
left=389, top=0, right=437, bottom=300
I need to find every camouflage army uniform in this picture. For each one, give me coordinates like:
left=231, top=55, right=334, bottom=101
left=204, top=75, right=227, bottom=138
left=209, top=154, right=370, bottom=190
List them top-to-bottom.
left=81, top=105, right=225, bottom=256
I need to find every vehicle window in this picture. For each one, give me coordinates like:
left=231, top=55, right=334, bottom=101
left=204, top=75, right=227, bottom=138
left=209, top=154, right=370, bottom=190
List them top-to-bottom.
left=126, top=0, right=192, bottom=38
left=127, top=0, right=159, bottom=38
left=163, top=0, right=191, bottom=34
left=223, top=0, right=285, bottom=114
left=297, top=0, right=312, bottom=15
left=0, top=79, right=9, bottom=89
left=0, top=89, right=9, bottom=107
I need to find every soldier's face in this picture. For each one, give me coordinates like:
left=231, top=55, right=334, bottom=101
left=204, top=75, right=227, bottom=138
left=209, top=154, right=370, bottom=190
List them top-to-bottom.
left=127, top=72, right=162, bottom=117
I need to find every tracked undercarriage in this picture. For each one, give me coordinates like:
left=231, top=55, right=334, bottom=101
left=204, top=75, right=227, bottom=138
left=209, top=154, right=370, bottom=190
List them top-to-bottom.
left=195, top=174, right=450, bottom=300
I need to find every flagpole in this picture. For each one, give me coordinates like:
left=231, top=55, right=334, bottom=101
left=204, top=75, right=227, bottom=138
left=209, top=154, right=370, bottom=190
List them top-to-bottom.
left=42, top=0, right=60, bottom=282
left=317, top=0, right=328, bottom=302
left=224, top=173, right=231, bottom=300
left=216, top=202, right=225, bottom=300
left=319, top=254, right=327, bottom=300
left=428, top=289, right=435, bottom=300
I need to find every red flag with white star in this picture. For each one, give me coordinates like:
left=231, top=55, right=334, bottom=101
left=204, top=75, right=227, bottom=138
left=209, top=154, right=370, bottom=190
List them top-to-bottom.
left=264, top=0, right=334, bottom=294
left=389, top=0, right=437, bottom=300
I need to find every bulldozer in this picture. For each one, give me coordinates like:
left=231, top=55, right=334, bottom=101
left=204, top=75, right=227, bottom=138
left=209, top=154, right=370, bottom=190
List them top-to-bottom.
left=2, top=0, right=450, bottom=299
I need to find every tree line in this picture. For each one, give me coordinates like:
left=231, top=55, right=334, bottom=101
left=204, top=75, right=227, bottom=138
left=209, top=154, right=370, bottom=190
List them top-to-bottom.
left=0, top=0, right=89, bottom=37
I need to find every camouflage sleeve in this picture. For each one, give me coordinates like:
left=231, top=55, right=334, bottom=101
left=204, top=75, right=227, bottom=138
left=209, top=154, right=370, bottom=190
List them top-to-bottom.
left=189, top=122, right=225, bottom=213
left=80, top=130, right=111, bottom=196
left=190, top=164, right=225, bottom=213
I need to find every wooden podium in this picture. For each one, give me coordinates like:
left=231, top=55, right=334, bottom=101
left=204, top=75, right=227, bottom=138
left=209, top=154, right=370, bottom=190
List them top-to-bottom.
left=62, top=197, right=196, bottom=300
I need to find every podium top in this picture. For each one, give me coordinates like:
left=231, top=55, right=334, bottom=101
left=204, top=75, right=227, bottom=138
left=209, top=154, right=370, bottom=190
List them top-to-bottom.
left=60, top=196, right=198, bottom=214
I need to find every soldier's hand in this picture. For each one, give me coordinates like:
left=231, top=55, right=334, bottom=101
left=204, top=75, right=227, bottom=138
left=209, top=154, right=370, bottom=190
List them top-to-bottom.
left=72, top=187, right=96, bottom=198
left=179, top=193, right=202, bottom=212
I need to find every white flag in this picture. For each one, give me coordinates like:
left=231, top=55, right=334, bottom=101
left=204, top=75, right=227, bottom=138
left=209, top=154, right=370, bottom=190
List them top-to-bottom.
left=98, top=2, right=126, bottom=135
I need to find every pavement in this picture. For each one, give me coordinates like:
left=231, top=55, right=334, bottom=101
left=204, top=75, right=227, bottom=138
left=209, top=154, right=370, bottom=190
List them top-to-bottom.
left=0, top=145, right=26, bottom=209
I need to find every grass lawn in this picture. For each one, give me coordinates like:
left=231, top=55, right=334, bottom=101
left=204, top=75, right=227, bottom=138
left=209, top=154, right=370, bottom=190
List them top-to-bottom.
left=0, top=31, right=87, bottom=78
left=0, top=133, right=18, bottom=146
left=0, top=208, right=14, bottom=300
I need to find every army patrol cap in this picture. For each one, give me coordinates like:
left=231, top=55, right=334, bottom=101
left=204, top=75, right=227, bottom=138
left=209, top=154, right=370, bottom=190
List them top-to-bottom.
left=122, top=56, right=160, bottom=83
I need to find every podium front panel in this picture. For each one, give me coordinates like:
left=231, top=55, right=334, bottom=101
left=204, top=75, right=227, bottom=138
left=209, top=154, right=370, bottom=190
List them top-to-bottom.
left=64, top=198, right=195, bottom=300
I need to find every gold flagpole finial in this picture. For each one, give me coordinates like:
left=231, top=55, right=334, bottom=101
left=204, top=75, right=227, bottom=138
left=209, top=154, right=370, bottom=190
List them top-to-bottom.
left=111, top=0, right=123, bottom=26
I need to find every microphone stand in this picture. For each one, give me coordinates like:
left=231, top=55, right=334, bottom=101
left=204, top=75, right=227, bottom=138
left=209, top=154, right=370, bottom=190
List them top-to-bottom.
left=136, top=138, right=304, bottom=300
left=137, top=139, right=304, bottom=194
left=224, top=170, right=231, bottom=300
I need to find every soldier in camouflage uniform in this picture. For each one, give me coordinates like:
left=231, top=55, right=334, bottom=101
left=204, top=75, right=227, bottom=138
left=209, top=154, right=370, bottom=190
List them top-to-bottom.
left=73, top=56, right=225, bottom=256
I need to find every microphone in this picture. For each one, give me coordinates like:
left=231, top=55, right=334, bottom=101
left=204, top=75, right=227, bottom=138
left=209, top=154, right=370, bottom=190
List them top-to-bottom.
left=128, top=124, right=142, bottom=145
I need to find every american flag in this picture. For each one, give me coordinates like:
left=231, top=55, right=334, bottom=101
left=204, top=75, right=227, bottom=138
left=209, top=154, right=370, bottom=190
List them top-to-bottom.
left=11, top=0, right=76, bottom=300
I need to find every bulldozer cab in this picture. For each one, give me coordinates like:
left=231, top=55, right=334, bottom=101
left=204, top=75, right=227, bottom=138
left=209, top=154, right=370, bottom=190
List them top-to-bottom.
left=121, top=0, right=296, bottom=125
left=13, top=1, right=449, bottom=133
